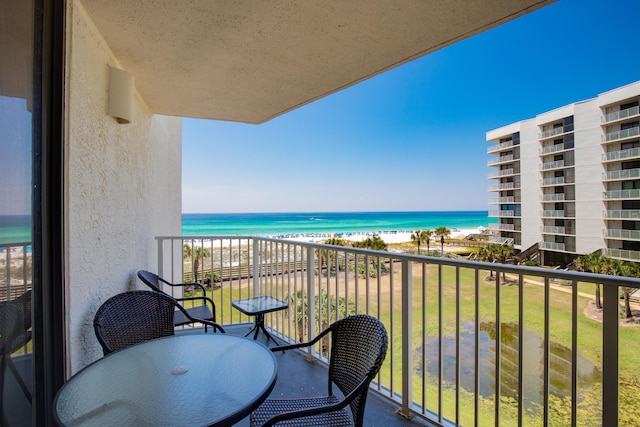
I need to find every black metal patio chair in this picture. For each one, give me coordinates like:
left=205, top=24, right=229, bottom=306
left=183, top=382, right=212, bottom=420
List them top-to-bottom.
left=137, top=270, right=218, bottom=332
left=93, top=290, right=225, bottom=355
left=250, top=314, right=388, bottom=427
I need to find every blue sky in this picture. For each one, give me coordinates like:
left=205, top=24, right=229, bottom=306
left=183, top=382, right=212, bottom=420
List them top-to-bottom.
left=182, top=0, right=640, bottom=214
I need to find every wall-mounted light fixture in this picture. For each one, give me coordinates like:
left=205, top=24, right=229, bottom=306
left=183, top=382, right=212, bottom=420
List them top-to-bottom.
left=107, top=66, right=134, bottom=124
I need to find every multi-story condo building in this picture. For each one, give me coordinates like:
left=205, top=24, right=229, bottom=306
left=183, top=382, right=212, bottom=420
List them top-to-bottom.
left=487, top=81, right=640, bottom=266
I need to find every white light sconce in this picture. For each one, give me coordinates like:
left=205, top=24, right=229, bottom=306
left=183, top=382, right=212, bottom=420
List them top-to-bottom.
left=107, top=66, right=134, bottom=124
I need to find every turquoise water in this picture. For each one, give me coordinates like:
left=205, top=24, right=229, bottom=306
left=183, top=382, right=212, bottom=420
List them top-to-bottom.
left=182, top=211, right=496, bottom=237
left=0, top=215, right=31, bottom=246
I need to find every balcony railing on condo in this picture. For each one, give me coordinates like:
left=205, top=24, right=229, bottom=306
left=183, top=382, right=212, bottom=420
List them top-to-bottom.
left=602, top=105, right=640, bottom=124
left=539, top=126, right=566, bottom=139
left=604, top=126, right=640, bottom=142
left=487, top=140, right=514, bottom=154
left=539, top=143, right=569, bottom=155
left=603, top=147, right=640, bottom=162
left=487, top=154, right=515, bottom=166
left=541, top=160, right=565, bottom=171
left=604, top=168, right=640, bottom=181
left=488, top=169, right=515, bottom=179
left=540, top=176, right=565, bottom=186
left=604, top=189, right=640, bottom=200
left=541, top=193, right=566, bottom=202
left=488, top=196, right=515, bottom=205
left=488, top=210, right=517, bottom=217
left=541, top=210, right=565, bottom=218
left=605, top=210, right=640, bottom=219
left=488, top=223, right=516, bottom=231
left=542, top=226, right=566, bottom=235
left=605, top=229, right=640, bottom=241
left=157, top=235, right=640, bottom=427
left=488, top=236, right=514, bottom=245
left=540, top=241, right=566, bottom=251
left=603, top=247, right=640, bottom=262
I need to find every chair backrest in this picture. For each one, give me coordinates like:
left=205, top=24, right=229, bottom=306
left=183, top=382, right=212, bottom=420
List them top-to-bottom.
left=137, top=270, right=165, bottom=293
left=8, top=290, right=32, bottom=353
left=93, top=291, right=178, bottom=355
left=0, top=303, right=19, bottom=355
left=327, top=314, right=388, bottom=426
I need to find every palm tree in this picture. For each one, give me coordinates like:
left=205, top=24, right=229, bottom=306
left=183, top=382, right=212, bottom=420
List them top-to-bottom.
left=434, top=226, right=450, bottom=255
left=411, top=229, right=431, bottom=255
left=183, top=244, right=210, bottom=283
left=613, top=259, right=637, bottom=319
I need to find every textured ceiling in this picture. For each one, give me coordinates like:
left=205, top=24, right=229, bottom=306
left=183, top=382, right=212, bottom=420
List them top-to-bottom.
left=80, top=0, right=554, bottom=124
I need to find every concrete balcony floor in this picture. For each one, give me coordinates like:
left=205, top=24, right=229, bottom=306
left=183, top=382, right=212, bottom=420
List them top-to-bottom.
left=221, top=324, right=430, bottom=427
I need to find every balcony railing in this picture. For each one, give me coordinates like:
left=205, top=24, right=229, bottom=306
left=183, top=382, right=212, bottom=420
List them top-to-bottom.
left=602, top=105, right=640, bottom=124
left=539, top=126, right=566, bottom=139
left=604, top=126, right=640, bottom=142
left=487, top=140, right=514, bottom=154
left=539, top=143, right=569, bottom=155
left=603, top=147, right=640, bottom=162
left=487, top=154, right=515, bottom=166
left=541, top=160, right=565, bottom=171
left=604, top=168, right=640, bottom=181
left=488, top=169, right=515, bottom=179
left=540, top=176, right=565, bottom=186
left=604, top=189, right=640, bottom=200
left=541, top=193, right=566, bottom=202
left=488, top=196, right=515, bottom=205
left=488, top=210, right=517, bottom=217
left=541, top=210, right=565, bottom=218
left=605, top=210, right=640, bottom=219
left=488, top=223, right=516, bottom=231
left=542, top=226, right=566, bottom=235
left=605, top=229, right=640, bottom=241
left=157, top=235, right=640, bottom=427
left=540, top=241, right=566, bottom=251
left=603, top=248, right=640, bottom=262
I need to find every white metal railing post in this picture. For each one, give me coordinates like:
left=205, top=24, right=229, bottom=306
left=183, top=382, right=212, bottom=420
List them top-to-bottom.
left=157, top=237, right=164, bottom=278
left=252, top=239, right=260, bottom=296
left=306, top=246, right=316, bottom=358
left=397, top=259, right=413, bottom=418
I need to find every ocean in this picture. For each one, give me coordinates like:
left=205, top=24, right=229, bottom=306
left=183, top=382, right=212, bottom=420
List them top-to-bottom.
left=181, top=211, right=496, bottom=237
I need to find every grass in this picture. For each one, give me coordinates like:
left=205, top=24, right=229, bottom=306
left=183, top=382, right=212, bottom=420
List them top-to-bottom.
left=187, top=260, right=640, bottom=425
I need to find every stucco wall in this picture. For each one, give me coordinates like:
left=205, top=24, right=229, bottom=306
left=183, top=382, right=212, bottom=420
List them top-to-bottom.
left=65, top=0, right=182, bottom=374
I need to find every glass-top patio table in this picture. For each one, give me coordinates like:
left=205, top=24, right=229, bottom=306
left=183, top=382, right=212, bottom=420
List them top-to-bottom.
left=232, top=296, right=289, bottom=345
left=54, top=334, right=276, bottom=426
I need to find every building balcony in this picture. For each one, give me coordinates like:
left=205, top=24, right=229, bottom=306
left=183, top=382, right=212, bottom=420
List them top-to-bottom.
left=602, top=105, right=640, bottom=124
left=538, top=126, right=568, bottom=140
left=604, top=126, right=640, bottom=143
left=487, top=140, right=514, bottom=154
left=539, top=143, right=570, bottom=155
left=603, top=147, right=640, bottom=162
left=487, top=154, right=515, bottom=166
left=540, top=160, right=566, bottom=171
left=488, top=168, right=516, bottom=179
left=604, top=168, right=640, bottom=181
left=540, top=176, right=565, bottom=186
left=488, top=182, right=519, bottom=192
left=604, top=189, right=640, bottom=200
left=541, top=193, right=566, bottom=202
left=488, top=196, right=515, bottom=204
left=488, top=210, right=518, bottom=217
left=541, top=210, right=566, bottom=218
left=605, top=210, right=640, bottom=219
left=489, top=223, right=517, bottom=231
left=542, top=226, right=566, bottom=235
left=605, top=229, right=640, bottom=241
left=488, top=235, right=514, bottom=245
left=6, top=236, right=640, bottom=426
left=540, top=241, right=566, bottom=251
left=603, top=247, right=640, bottom=262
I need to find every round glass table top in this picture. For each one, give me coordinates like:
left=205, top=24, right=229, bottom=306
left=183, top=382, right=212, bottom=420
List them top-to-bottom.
left=54, top=334, right=277, bottom=426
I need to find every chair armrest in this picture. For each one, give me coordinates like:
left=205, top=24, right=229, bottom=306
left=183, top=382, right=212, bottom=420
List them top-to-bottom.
left=169, top=281, right=207, bottom=295
left=175, top=294, right=217, bottom=321
left=174, top=302, right=225, bottom=333
left=270, top=326, right=332, bottom=353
